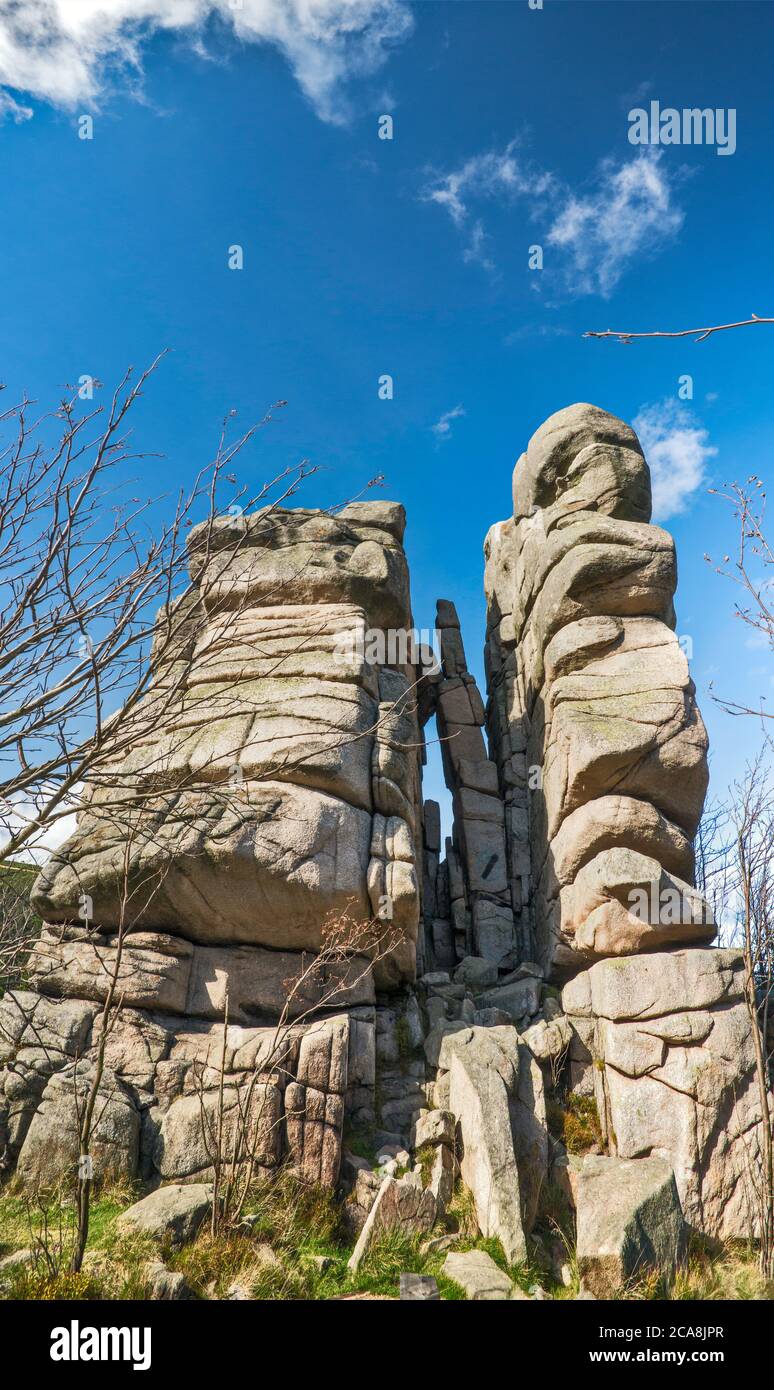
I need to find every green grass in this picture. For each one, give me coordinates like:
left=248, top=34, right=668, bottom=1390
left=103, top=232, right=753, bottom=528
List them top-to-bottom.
left=0, top=860, right=37, bottom=885
left=548, top=1092, right=603, bottom=1155
left=414, top=1143, right=435, bottom=1188
left=238, top=1168, right=342, bottom=1253
left=3, top=1173, right=771, bottom=1303
left=444, top=1180, right=478, bottom=1240
left=0, top=1181, right=156, bottom=1300
left=0, top=1188, right=77, bottom=1259
left=351, top=1229, right=424, bottom=1295
left=444, top=1229, right=556, bottom=1297
left=169, top=1231, right=277, bottom=1299
left=631, top=1234, right=774, bottom=1301
left=4, top=1268, right=101, bottom=1300
left=436, top=1274, right=467, bottom=1299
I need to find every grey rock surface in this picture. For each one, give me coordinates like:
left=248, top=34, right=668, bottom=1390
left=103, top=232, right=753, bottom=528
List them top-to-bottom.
left=572, top=1153, right=686, bottom=1297
left=117, top=1184, right=212, bottom=1245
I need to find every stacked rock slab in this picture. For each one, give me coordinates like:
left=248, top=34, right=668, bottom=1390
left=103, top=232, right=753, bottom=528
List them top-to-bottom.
left=483, top=403, right=764, bottom=1237
left=484, top=403, right=713, bottom=975
left=0, top=503, right=426, bottom=1189
left=32, top=503, right=424, bottom=974
left=424, top=601, right=518, bottom=970
left=563, top=949, right=764, bottom=1238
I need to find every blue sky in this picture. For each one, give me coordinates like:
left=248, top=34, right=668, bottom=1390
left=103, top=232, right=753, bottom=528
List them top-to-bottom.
left=1, top=0, right=773, bottom=828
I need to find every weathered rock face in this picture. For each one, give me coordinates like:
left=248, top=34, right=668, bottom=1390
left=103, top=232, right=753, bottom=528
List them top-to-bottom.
left=415, top=403, right=765, bottom=1245
left=469, top=403, right=764, bottom=1243
left=484, top=403, right=711, bottom=977
left=1, top=502, right=426, bottom=1191
left=32, top=503, right=423, bottom=973
left=431, top=605, right=517, bottom=968
left=563, top=950, right=764, bottom=1238
left=0, top=978, right=356, bottom=1190
left=438, top=1024, right=545, bottom=1263
left=571, top=1153, right=687, bottom=1296
left=347, top=1173, right=436, bottom=1272
left=116, top=1183, right=212, bottom=1245
left=443, top=1247, right=519, bottom=1300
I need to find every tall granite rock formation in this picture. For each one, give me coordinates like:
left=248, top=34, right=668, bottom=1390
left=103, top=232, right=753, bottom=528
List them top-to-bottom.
left=483, top=401, right=711, bottom=975
left=476, top=403, right=762, bottom=1238
left=419, top=404, right=764, bottom=1240
left=0, top=406, right=766, bottom=1250
left=1, top=503, right=426, bottom=1190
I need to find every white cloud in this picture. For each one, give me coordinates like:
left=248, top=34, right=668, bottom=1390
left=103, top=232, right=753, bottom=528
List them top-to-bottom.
left=0, top=0, right=413, bottom=123
left=0, top=86, right=31, bottom=120
left=422, top=138, right=554, bottom=268
left=423, top=140, right=553, bottom=226
left=424, top=141, right=683, bottom=294
left=547, top=151, right=683, bottom=297
left=462, top=219, right=494, bottom=272
left=634, top=399, right=717, bottom=521
left=431, top=402, right=464, bottom=441
left=0, top=780, right=82, bottom=865
left=0, top=802, right=78, bottom=864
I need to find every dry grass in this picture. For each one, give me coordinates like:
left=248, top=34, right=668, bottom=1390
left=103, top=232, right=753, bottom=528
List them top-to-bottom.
left=547, top=1093, right=604, bottom=1156
left=4, top=1173, right=773, bottom=1303
left=444, top=1180, right=479, bottom=1239
left=632, top=1235, right=774, bottom=1301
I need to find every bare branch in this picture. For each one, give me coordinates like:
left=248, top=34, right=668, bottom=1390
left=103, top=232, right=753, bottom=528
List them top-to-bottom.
left=584, top=313, right=774, bottom=345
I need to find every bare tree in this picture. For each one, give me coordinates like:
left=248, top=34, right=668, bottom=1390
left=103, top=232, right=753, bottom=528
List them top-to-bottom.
left=586, top=305, right=772, bottom=728
left=0, top=357, right=297, bottom=863
left=0, top=359, right=417, bottom=868
left=0, top=362, right=317, bottom=1272
left=702, top=480, right=773, bottom=725
left=730, top=757, right=774, bottom=1276
left=694, top=761, right=774, bottom=1272
left=61, top=806, right=410, bottom=1268
left=68, top=825, right=176, bottom=1272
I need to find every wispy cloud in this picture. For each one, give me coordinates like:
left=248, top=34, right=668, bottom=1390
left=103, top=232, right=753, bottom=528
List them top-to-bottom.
left=0, top=0, right=414, bottom=124
left=619, top=78, right=653, bottom=110
left=0, top=88, right=32, bottom=122
left=421, top=138, right=554, bottom=268
left=423, top=138, right=684, bottom=296
left=423, top=139, right=553, bottom=225
left=547, top=150, right=684, bottom=297
left=463, top=219, right=494, bottom=272
left=503, top=322, right=571, bottom=345
left=634, top=398, right=717, bottom=521
left=431, top=403, right=465, bottom=441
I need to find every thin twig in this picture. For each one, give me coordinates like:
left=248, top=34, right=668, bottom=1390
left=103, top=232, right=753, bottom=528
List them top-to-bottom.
left=584, top=313, right=774, bottom=345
